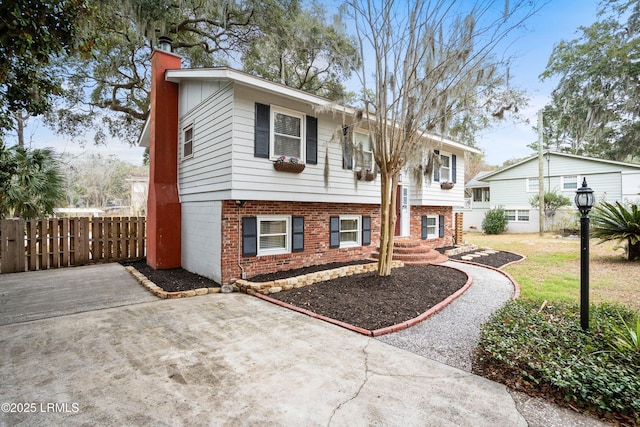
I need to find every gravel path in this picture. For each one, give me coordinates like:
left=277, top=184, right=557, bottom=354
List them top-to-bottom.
left=376, top=261, right=514, bottom=372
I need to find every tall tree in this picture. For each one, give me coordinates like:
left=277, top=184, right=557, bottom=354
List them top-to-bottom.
left=0, top=0, right=88, bottom=136
left=47, top=0, right=358, bottom=145
left=347, top=0, right=537, bottom=276
left=540, top=0, right=640, bottom=161
left=241, top=1, right=359, bottom=101
left=0, top=146, right=65, bottom=219
left=59, top=154, right=146, bottom=208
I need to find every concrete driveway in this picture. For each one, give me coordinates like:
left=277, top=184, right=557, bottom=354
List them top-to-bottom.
left=0, top=263, right=157, bottom=326
left=0, top=266, right=529, bottom=427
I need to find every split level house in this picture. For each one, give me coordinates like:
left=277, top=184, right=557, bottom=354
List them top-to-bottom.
left=140, top=45, right=480, bottom=284
left=458, top=151, right=640, bottom=233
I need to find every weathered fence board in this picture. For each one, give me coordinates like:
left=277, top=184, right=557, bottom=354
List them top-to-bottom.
left=0, top=217, right=146, bottom=274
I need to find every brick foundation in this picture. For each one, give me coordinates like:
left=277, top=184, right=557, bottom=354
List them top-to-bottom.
left=221, top=200, right=381, bottom=284
left=409, top=206, right=454, bottom=248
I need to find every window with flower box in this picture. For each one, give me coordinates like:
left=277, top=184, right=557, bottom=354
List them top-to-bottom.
left=254, top=103, right=317, bottom=165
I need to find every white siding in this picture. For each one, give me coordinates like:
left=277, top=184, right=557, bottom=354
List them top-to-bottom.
left=178, top=80, right=225, bottom=116
left=178, top=83, right=234, bottom=203
left=229, top=84, right=381, bottom=204
left=410, top=148, right=467, bottom=207
left=622, top=171, right=640, bottom=203
left=181, top=201, right=222, bottom=282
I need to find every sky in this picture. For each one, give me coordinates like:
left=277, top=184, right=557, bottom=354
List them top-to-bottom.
left=6, top=0, right=602, bottom=168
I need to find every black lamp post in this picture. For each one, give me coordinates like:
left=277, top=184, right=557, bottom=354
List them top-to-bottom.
left=574, top=178, right=595, bottom=330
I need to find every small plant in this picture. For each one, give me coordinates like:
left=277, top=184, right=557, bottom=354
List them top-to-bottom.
left=275, top=155, right=299, bottom=164
left=530, top=190, right=572, bottom=217
left=591, top=201, right=640, bottom=261
left=482, top=206, right=508, bottom=234
left=611, top=312, right=640, bottom=353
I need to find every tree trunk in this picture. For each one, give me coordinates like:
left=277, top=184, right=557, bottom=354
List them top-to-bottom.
left=16, top=113, right=25, bottom=147
left=377, top=170, right=399, bottom=276
left=628, top=239, right=640, bottom=261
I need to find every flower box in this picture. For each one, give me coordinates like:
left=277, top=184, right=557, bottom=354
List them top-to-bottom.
left=274, top=161, right=305, bottom=173
left=356, top=170, right=375, bottom=181
left=440, top=182, right=455, bottom=190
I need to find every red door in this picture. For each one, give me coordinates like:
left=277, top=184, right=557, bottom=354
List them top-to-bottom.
left=395, top=185, right=402, bottom=236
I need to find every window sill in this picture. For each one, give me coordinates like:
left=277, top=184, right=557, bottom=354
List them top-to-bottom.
left=339, top=242, right=360, bottom=249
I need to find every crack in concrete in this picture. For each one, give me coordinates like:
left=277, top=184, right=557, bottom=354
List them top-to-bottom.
left=327, top=340, right=371, bottom=426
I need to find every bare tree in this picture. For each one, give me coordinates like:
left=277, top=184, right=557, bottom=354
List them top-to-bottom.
left=346, top=0, right=539, bottom=276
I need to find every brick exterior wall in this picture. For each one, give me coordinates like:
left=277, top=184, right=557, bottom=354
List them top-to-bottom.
left=221, top=200, right=381, bottom=284
left=409, top=205, right=454, bottom=248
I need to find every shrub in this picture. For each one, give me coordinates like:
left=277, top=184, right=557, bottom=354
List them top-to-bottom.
left=529, top=190, right=572, bottom=217
left=591, top=201, right=640, bottom=261
left=482, top=207, right=508, bottom=234
left=476, top=299, right=640, bottom=423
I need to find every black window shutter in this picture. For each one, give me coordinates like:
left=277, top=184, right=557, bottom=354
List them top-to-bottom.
left=254, top=103, right=270, bottom=158
left=306, top=116, right=318, bottom=165
left=342, top=126, right=353, bottom=170
left=433, top=150, right=440, bottom=182
left=452, top=154, right=457, bottom=183
left=439, top=215, right=445, bottom=238
left=292, top=216, right=304, bottom=252
left=329, top=216, right=340, bottom=248
left=362, top=216, right=371, bottom=246
left=421, top=216, right=428, bottom=239
left=242, top=217, right=257, bottom=257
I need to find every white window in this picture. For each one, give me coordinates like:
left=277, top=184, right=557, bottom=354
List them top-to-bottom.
left=271, top=107, right=304, bottom=161
left=183, top=124, right=194, bottom=158
left=354, top=130, right=374, bottom=169
left=440, top=154, right=451, bottom=182
left=562, top=175, right=578, bottom=191
left=526, top=177, right=539, bottom=192
left=473, top=188, right=490, bottom=202
left=505, top=210, right=529, bottom=222
left=340, top=215, right=361, bottom=248
left=425, top=215, right=438, bottom=239
left=257, top=216, right=291, bottom=256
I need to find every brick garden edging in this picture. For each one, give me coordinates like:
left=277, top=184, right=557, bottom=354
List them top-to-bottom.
left=234, top=261, right=404, bottom=295
left=253, top=263, right=473, bottom=337
left=124, top=265, right=221, bottom=299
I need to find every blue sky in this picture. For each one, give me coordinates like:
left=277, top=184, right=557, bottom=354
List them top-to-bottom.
left=9, top=0, right=602, bottom=167
left=474, top=0, right=601, bottom=165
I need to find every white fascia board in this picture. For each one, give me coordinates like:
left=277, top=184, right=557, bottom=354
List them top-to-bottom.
left=165, top=68, right=354, bottom=115
left=138, top=115, right=150, bottom=147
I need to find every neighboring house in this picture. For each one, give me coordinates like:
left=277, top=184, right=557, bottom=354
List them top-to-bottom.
left=140, top=46, right=480, bottom=284
left=457, top=151, right=640, bottom=233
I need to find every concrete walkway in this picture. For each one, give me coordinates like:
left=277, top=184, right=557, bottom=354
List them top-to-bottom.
left=0, top=263, right=607, bottom=426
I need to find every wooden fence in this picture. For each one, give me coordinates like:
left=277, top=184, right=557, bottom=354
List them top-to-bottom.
left=0, top=217, right=146, bottom=274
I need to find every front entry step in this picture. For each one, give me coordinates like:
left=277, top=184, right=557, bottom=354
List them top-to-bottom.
left=371, top=239, right=449, bottom=265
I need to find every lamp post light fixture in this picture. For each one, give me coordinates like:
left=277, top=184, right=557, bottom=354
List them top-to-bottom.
left=574, top=178, right=595, bottom=330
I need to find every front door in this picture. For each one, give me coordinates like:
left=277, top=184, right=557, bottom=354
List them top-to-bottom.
left=395, top=185, right=402, bottom=236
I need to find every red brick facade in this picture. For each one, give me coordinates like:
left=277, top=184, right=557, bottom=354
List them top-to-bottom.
left=219, top=200, right=453, bottom=284
left=221, top=200, right=381, bottom=283
left=409, top=205, right=454, bottom=248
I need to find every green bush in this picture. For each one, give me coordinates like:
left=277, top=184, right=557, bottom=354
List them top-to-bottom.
left=482, top=207, right=508, bottom=234
left=476, top=299, right=640, bottom=423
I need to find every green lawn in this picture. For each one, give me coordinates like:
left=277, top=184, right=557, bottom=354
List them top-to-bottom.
left=463, top=233, right=639, bottom=312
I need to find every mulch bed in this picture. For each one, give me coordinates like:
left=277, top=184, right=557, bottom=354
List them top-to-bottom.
left=448, top=250, right=524, bottom=268
left=120, top=260, right=220, bottom=292
left=269, top=264, right=468, bottom=331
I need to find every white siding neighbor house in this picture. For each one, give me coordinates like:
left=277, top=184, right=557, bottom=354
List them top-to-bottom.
left=141, top=47, right=480, bottom=284
left=457, top=151, right=640, bottom=233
